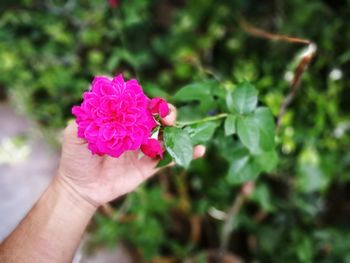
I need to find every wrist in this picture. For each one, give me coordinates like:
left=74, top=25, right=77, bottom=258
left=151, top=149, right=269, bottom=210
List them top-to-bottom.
left=5, top=174, right=99, bottom=262
left=52, top=175, right=98, bottom=216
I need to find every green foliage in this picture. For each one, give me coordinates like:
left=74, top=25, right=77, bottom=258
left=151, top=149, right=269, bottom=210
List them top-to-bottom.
left=1, top=0, right=350, bottom=261
left=173, top=80, right=222, bottom=113
left=227, top=81, right=258, bottom=114
left=168, top=82, right=277, bottom=183
left=236, top=107, right=275, bottom=154
left=184, top=121, right=220, bottom=145
left=163, top=126, right=193, bottom=168
left=227, top=145, right=261, bottom=184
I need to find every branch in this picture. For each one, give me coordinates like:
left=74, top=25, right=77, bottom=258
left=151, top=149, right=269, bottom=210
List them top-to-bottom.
left=238, top=16, right=317, bottom=128
left=239, top=16, right=311, bottom=45
left=277, top=43, right=317, bottom=127
left=219, top=181, right=254, bottom=253
left=220, top=192, right=245, bottom=252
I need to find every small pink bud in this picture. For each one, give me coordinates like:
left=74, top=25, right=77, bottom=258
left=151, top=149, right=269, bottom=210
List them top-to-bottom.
left=149, top=98, right=169, bottom=118
left=141, top=138, right=164, bottom=159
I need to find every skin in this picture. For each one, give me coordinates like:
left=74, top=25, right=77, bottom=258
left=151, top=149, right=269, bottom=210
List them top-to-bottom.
left=0, top=105, right=205, bottom=263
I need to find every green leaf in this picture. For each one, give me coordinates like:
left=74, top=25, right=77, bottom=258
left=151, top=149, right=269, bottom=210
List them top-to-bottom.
left=173, top=80, right=218, bottom=102
left=173, top=80, right=220, bottom=112
left=227, top=81, right=258, bottom=114
left=143, top=83, right=169, bottom=98
left=237, top=107, right=275, bottom=154
left=224, top=114, right=236, bottom=136
left=184, top=121, right=220, bottom=145
left=163, top=127, right=193, bottom=168
left=214, top=131, right=237, bottom=161
left=226, top=146, right=261, bottom=184
left=254, top=150, right=279, bottom=172
left=156, top=151, right=173, bottom=168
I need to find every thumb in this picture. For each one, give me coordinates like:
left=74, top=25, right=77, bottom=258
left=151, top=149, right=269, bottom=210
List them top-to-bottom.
left=63, top=120, right=86, bottom=146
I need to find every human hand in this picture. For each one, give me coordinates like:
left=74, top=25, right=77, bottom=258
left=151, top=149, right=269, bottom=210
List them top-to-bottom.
left=55, top=105, right=206, bottom=208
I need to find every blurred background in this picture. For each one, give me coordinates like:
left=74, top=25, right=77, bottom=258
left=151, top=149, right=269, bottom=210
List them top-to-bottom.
left=1, top=0, right=350, bottom=262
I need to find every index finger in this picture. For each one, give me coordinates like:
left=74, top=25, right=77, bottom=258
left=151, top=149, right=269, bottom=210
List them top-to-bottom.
left=160, top=104, right=177, bottom=126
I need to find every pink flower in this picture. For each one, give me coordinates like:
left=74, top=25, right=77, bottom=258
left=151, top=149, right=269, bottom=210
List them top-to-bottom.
left=108, top=0, right=119, bottom=8
left=72, top=74, right=157, bottom=157
left=149, top=98, right=169, bottom=118
left=141, top=138, right=164, bottom=158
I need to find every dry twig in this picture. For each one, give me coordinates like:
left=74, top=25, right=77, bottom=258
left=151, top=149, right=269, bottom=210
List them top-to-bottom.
left=239, top=17, right=317, bottom=127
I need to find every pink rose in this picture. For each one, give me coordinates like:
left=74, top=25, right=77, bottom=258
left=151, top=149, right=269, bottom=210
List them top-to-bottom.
left=108, top=0, right=119, bottom=8
left=72, top=74, right=157, bottom=157
left=149, top=98, right=169, bottom=118
left=141, top=138, right=164, bottom=159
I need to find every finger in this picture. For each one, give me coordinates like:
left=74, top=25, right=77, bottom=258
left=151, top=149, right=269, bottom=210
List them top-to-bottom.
left=161, top=104, right=177, bottom=126
left=63, top=120, right=86, bottom=145
left=193, top=145, right=206, bottom=159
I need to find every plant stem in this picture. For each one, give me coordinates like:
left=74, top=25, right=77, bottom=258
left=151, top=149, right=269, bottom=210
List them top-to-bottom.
left=176, top=113, right=228, bottom=127
left=219, top=181, right=255, bottom=256
left=220, top=192, right=246, bottom=252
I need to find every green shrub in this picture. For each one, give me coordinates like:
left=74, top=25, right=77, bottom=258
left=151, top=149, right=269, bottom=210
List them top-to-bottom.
left=1, top=0, right=350, bottom=261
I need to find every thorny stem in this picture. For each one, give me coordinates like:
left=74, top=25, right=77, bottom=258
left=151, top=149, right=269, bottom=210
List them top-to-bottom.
left=176, top=113, right=228, bottom=127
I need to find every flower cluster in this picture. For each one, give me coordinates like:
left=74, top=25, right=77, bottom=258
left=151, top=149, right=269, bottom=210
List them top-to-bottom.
left=72, top=74, right=169, bottom=158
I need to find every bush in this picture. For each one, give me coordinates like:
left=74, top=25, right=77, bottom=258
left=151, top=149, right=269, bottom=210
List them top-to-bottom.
left=1, top=0, right=350, bottom=262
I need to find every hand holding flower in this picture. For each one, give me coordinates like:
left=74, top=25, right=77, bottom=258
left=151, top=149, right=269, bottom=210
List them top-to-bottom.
left=57, top=75, right=205, bottom=207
